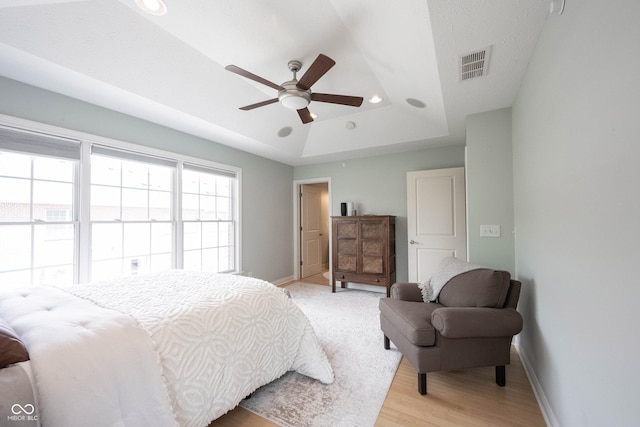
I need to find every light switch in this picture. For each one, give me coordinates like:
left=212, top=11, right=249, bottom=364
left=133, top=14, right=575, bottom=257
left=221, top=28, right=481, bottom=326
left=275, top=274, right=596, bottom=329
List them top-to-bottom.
left=480, top=225, right=501, bottom=237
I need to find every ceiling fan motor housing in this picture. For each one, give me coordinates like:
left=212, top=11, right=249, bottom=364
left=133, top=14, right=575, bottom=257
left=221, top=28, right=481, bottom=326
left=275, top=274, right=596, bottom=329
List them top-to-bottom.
left=278, top=80, right=311, bottom=110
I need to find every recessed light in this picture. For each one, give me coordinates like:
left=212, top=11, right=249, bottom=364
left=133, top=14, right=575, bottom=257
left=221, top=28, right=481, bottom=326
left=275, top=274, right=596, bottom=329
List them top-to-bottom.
left=135, top=0, right=167, bottom=16
left=368, top=95, right=383, bottom=104
left=406, top=98, right=426, bottom=108
left=345, top=121, right=356, bottom=130
left=277, top=126, right=293, bottom=138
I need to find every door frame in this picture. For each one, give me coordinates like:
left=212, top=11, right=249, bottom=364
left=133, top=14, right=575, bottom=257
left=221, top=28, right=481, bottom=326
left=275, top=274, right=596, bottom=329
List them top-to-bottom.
left=293, top=177, right=332, bottom=281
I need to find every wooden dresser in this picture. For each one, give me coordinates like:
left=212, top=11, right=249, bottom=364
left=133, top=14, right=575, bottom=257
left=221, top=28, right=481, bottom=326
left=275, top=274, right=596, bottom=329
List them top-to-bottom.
left=331, top=215, right=396, bottom=297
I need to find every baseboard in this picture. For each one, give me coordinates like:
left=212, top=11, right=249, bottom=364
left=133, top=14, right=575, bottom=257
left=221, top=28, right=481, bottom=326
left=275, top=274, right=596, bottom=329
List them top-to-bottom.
left=272, top=275, right=294, bottom=287
left=515, top=341, right=559, bottom=427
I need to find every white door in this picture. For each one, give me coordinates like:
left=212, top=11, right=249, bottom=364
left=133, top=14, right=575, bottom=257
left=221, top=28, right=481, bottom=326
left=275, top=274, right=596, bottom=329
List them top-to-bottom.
left=407, top=167, right=466, bottom=283
left=301, top=184, right=323, bottom=278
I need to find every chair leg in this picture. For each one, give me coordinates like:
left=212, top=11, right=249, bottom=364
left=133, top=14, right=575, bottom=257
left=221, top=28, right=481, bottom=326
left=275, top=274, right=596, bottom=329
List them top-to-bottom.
left=383, top=335, right=390, bottom=350
left=496, top=365, right=506, bottom=387
left=418, top=373, right=427, bottom=395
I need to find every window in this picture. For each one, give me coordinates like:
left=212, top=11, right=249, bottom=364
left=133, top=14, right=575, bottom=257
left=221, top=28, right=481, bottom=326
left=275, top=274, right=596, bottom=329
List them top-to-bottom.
left=0, top=121, right=241, bottom=287
left=0, top=127, right=80, bottom=287
left=90, top=147, right=175, bottom=281
left=182, top=165, right=235, bottom=273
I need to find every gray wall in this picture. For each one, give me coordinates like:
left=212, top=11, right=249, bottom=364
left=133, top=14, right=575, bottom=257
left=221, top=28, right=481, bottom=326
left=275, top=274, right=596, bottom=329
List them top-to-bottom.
left=512, top=1, right=640, bottom=425
left=0, top=77, right=295, bottom=282
left=466, top=108, right=515, bottom=274
left=294, top=146, right=465, bottom=282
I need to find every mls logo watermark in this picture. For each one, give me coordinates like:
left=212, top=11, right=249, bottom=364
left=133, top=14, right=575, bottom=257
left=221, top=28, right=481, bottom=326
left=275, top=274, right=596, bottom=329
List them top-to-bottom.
left=4, top=404, right=38, bottom=424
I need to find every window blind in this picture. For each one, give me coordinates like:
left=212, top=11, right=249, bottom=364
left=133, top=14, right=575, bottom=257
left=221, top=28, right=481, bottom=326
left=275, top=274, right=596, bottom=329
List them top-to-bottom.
left=0, top=125, right=81, bottom=160
left=91, top=144, right=177, bottom=168
left=183, top=162, right=236, bottom=178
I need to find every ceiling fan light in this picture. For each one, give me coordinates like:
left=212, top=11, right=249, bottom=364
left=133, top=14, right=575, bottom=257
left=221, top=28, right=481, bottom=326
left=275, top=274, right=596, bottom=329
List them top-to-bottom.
left=135, top=0, right=167, bottom=15
left=279, top=93, right=310, bottom=110
left=369, top=95, right=383, bottom=104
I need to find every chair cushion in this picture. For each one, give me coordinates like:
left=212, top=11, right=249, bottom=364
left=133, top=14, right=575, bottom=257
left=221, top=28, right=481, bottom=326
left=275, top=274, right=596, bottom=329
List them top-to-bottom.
left=438, top=269, right=511, bottom=308
left=379, top=298, right=441, bottom=346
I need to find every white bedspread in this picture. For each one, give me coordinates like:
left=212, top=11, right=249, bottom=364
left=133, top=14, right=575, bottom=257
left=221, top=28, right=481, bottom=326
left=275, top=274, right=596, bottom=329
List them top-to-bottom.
left=0, top=271, right=333, bottom=427
left=69, top=271, right=333, bottom=426
left=0, top=286, right=178, bottom=427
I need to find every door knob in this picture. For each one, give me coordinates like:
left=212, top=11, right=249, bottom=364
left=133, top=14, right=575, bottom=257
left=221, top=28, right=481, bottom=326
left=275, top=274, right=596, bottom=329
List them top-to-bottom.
left=410, top=240, right=417, bottom=244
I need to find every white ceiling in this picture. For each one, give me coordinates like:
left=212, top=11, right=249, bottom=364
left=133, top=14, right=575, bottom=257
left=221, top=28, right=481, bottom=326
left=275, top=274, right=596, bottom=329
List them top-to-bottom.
left=0, top=0, right=549, bottom=166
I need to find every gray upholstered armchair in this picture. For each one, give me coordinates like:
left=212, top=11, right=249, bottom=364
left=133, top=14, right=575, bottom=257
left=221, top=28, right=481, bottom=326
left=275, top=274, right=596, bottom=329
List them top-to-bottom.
left=379, top=268, right=523, bottom=395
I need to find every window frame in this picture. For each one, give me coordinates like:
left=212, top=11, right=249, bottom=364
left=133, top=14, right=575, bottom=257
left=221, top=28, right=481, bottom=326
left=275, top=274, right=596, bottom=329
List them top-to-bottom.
left=0, top=114, right=242, bottom=285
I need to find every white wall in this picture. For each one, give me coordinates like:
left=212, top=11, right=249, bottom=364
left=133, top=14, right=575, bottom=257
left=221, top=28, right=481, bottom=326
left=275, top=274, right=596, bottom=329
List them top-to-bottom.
left=512, top=1, right=640, bottom=425
left=0, top=76, right=295, bottom=283
left=466, top=108, right=515, bottom=274
left=294, top=146, right=465, bottom=282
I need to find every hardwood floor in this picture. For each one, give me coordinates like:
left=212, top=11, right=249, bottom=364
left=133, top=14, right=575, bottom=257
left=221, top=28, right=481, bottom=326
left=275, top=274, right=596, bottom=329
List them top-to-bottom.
left=210, top=272, right=546, bottom=426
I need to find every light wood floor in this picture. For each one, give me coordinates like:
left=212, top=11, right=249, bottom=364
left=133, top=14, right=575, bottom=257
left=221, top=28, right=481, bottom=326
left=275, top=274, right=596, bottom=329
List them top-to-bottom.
left=210, top=272, right=546, bottom=427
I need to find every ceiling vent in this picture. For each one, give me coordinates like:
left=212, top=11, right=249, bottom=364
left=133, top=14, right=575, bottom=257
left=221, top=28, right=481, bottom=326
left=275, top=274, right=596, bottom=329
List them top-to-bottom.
left=459, top=46, right=492, bottom=81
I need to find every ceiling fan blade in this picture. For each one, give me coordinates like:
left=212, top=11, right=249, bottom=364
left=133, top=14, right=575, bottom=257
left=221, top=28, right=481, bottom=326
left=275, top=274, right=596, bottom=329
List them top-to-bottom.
left=296, top=54, right=336, bottom=90
left=225, top=65, right=285, bottom=91
left=311, top=93, right=364, bottom=107
left=239, top=98, right=279, bottom=111
left=297, top=108, right=314, bottom=124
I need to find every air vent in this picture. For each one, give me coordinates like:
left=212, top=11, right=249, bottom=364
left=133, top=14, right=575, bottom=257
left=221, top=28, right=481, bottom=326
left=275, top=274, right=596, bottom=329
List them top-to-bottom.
left=459, top=46, right=492, bottom=81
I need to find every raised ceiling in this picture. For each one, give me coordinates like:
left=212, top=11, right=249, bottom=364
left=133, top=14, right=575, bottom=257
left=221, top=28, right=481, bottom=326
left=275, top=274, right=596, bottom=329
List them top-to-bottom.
left=0, top=0, right=549, bottom=166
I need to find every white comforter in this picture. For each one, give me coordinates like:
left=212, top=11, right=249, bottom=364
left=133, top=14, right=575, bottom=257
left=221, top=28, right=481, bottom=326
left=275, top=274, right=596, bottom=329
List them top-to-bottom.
left=0, top=271, right=333, bottom=427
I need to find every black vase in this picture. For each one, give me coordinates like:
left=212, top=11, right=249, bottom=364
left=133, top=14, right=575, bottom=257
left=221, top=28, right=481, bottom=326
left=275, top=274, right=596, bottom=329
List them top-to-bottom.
left=341, top=202, right=347, bottom=216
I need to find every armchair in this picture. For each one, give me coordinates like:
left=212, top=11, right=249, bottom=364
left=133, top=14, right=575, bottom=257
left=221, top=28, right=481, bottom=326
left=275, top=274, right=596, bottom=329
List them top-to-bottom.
left=379, top=268, right=523, bottom=395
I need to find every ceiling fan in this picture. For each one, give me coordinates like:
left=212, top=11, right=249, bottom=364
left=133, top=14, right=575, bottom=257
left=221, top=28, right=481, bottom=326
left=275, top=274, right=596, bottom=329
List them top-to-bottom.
left=225, top=54, right=363, bottom=124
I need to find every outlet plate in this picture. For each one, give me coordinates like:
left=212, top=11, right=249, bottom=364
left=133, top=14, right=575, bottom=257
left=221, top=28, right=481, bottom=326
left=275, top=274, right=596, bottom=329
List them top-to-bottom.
left=480, top=225, right=501, bottom=237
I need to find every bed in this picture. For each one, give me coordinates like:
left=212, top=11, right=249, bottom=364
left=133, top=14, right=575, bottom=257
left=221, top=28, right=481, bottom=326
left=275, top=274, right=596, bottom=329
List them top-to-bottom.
left=0, top=270, right=334, bottom=427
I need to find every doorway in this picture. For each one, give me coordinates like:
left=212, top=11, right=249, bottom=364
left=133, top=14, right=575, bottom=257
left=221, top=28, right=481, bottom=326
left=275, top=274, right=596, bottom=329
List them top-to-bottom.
left=293, top=178, right=331, bottom=280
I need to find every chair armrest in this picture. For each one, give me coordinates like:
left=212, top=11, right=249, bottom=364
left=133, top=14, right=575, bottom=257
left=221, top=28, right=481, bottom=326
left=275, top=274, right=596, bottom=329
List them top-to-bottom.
left=390, top=282, right=423, bottom=302
left=431, top=307, right=523, bottom=339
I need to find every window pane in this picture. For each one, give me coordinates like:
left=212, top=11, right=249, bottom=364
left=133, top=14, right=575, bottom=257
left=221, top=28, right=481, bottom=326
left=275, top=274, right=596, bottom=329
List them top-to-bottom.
left=0, top=151, right=30, bottom=178
left=91, top=156, right=121, bottom=186
left=33, top=157, right=74, bottom=182
left=122, top=161, right=149, bottom=189
left=149, top=166, right=171, bottom=191
left=182, top=170, right=199, bottom=194
left=200, top=174, right=216, bottom=195
left=216, top=176, right=231, bottom=197
left=0, top=178, right=31, bottom=221
left=33, top=181, right=73, bottom=221
left=91, top=185, right=121, bottom=220
left=122, top=188, right=148, bottom=220
left=149, top=190, right=170, bottom=220
left=182, top=194, right=199, bottom=220
left=200, top=195, right=216, bottom=220
left=216, top=196, right=232, bottom=220
left=151, top=222, right=172, bottom=254
left=183, top=222, right=201, bottom=250
left=202, top=222, right=218, bottom=248
left=219, top=222, right=233, bottom=246
left=91, top=223, right=123, bottom=260
left=123, top=223, right=150, bottom=257
left=33, top=224, right=74, bottom=267
left=0, top=225, right=31, bottom=271
left=219, top=246, right=233, bottom=272
left=202, top=248, right=218, bottom=272
left=183, top=249, right=201, bottom=271
left=150, top=253, right=171, bottom=272
left=92, top=259, right=122, bottom=282
left=33, top=265, right=73, bottom=287
left=0, top=270, right=31, bottom=289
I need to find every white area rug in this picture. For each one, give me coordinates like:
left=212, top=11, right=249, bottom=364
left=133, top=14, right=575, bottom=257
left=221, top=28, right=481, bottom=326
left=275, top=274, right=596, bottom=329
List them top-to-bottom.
left=240, top=283, right=401, bottom=427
